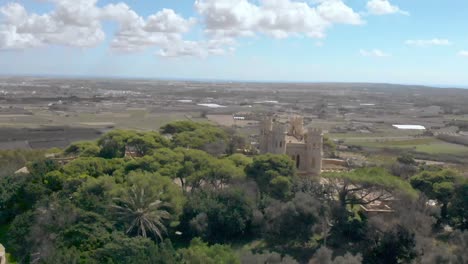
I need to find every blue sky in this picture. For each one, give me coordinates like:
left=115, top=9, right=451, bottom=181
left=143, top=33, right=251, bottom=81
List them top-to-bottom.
left=0, top=0, right=467, bottom=86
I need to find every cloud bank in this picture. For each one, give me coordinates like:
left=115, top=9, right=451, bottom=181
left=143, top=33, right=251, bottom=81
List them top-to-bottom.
left=0, top=0, right=411, bottom=57
left=366, top=0, right=409, bottom=16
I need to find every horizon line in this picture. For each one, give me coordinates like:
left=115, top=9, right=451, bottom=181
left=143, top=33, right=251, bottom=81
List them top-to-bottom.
left=0, top=73, right=467, bottom=90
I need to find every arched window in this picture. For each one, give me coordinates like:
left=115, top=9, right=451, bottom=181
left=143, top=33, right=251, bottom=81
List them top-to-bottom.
left=279, top=141, right=283, bottom=148
left=296, top=154, right=300, bottom=168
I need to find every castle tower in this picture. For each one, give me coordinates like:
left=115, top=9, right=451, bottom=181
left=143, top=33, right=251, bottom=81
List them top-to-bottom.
left=259, top=115, right=323, bottom=176
left=288, top=116, right=304, bottom=138
left=259, top=117, right=273, bottom=153
left=271, top=122, right=287, bottom=154
left=306, top=127, right=323, bottom=175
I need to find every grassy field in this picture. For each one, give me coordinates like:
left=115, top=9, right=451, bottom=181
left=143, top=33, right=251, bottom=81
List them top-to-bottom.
left=0, top=110, right=203, bottom=130
left=343, top=137, right=468, bottom=155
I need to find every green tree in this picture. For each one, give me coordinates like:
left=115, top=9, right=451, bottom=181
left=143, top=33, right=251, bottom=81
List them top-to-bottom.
left=160, top=121, right=204, bottom=134
left=172, top=127, right=228, bottom=150
left=98, top=130, right=135, bottom=158
left=127, top=131, right=170, bottom=156
left=323, top=136, right=337, bottom=158
left=64, top=141, right=101, bottom=157
left=173, top=148, right=213, bottom=191
left=226, top=153, right=252, bottom=168
left=246, top=154, right=296, bottom=199
left=397, top=154, right=416, bottom=165
left=62, top=157, right=124, bottom=178
left=28, top=158, right=60, bottom=178
left=324, top=167, right=417, bottom=208
left=410, top=169, right=459, bottom=220
left=73, top=175, right=118, bottom=214
left=448, top=180, right=468, bottom=230
left=112, top=186, right=171, bottom=240
left=181, top=188, right=254, bottom=242
left=263, top=192, right=320, bottom=248
left=58, top=211, right=114, bottom=253
left=363, top=225, right=417, bottom=264
left=91, top=234, right=178, bottom=264
left=178, top=238, right=240, bottom=264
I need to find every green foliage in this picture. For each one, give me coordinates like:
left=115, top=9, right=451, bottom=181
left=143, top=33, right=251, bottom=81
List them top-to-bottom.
left=160, top=121, right=205, bottom=134
left=161, top=121, right=229, bottom=152
left=4, top=126, right=461, bottom=263
left=172, top=127, right=228, bottom=150
left=98, top=130, right=135, bottom=158
left=126, top=131, right=170, bottom=156
left=323, top=136, right=337, bottom=157
left=65, top=141, right=101, bottom=157
left=0, top=149, right=46, bottom=177
left=226, top=153, right=253, bottom=168
left=397, top=153, right=416, bottom=165
left=246, top=154, right=296, bottom=199
left=62, top=157, right=124, bottom=178
left=28, top=158, right=60, bottom=178
left=324, top=167, right=418, bottom=199
left=410, top=169, right=460, bottom=220
left=43, top=170, right=65, bottom=191
left=124, top=171, right=185, bottom=217
left=0, top=173, right=50, bottom=223
left=0, top=173, right=29, bottom=222
left=73, top=176, right=119, bottom=213
left=269, top=176, right=293, bottom=200
left=448, top=180, right=468, bottom=230
left=112, top=185, right=172, bottom=240
left=181, top=188, right=254, bottom=242
left=263, top=192, right=320, bottom=247
left=328, top=207, right=368, bottom=250
left=5, top=211, right=34, bottom=259
left=57, top=211, right=114, bottom=252
left=363, top=225, right=417, bottom=264
left=91, top=234, right=177, bottom=264
left=178, top=238, right=240, bottom=264
left=310, top=247, right=362, bottom=264
left=240, top=250, right=298, bottom=264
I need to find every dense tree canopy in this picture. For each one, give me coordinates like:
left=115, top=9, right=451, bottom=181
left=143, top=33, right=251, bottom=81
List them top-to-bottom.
left=1, top=121, right=467, bottom=263
left=246, top=154, right=296, bottom=199
left=410, top=168, right=465, bottom=224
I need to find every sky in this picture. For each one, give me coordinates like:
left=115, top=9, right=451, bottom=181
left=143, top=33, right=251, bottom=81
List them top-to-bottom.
left=0, top=0, right=468, bottom=86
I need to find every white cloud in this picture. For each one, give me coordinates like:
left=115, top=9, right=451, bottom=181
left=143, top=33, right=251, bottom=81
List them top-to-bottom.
left=0, top=0, right=364, bottom=57
left=0, top=0, right=198, bottom=54
left=195, top=0, right=363, bottom=39
left=366, top=0, right=409, bottom=16
left=0, top=2, right=105, bottom=49
left=145, top=9, right=196, bottom=33
left=158, top=38, right=235, bottom=58
left=405, top=39, right=452, bottom=47
left=360, top=49, right=391, bottom=57
left=458, top=50, right=468, bottom=57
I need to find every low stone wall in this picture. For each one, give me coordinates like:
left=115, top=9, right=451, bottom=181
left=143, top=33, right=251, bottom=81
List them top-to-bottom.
left=322, top=158, right=348, bottom=167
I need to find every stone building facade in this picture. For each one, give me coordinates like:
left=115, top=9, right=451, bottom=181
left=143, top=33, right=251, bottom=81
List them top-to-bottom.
left=259, top=116, right=323, bottom=175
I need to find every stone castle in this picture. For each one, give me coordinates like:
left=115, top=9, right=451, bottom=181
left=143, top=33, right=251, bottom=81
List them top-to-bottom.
left=259, top=116, right=323, bottom=175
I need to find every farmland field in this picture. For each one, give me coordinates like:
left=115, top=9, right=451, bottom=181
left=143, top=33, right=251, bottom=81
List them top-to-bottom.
left=343, top=137, right=468, bottom=155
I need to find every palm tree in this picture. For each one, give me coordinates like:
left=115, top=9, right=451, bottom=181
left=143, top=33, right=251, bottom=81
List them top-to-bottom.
left=112, top=186, right=171, bottom=240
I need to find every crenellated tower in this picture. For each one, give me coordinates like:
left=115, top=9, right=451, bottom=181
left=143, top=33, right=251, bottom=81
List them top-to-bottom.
left=259, top=115, right=323, bottom=176
left=305, top=127, right=323, bottom=175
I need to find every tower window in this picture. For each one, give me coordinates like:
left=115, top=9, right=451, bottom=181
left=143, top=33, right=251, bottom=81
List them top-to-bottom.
left=296, top=155, right=300, bottom=168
